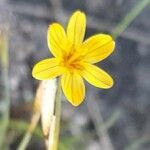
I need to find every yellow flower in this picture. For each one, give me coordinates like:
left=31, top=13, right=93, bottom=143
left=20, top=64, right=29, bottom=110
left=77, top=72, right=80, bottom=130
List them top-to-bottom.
left=32, top=10, right=115, bottom=106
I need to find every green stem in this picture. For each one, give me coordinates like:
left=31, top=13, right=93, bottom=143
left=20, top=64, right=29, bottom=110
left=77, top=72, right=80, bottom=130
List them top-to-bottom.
left=112, top=0, right=150, bottom=39
left=0, top=26, right=10, bottom=149
left=17, top=83, right=42, bottom=150
left=17, top=114, right=41, bottom=150
left=9, top=119, right=42, bottom=138
left=17, top=132, right=32, bottom=150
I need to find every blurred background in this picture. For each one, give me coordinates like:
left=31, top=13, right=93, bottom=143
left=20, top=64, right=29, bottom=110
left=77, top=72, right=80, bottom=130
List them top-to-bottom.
left=0, top=0, right=150, bottom=150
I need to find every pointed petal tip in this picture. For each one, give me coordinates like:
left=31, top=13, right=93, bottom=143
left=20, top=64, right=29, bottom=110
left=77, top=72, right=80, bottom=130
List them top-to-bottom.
left=67, top=10, right=86, bottom=47
left=73, top=10, right=85, bottom=15
left=81, top=33, right=116, bottom=63
left=81, top=63, right=114, bottom=89
left=32, top=65, right=39, bottom=80
left=61, top=73, right=85, bottom=107
left=99, top=75, right=114, bottom=89
left=105, top=78, right=114, bottom=89
left=70, top=98, right=84, bottom=107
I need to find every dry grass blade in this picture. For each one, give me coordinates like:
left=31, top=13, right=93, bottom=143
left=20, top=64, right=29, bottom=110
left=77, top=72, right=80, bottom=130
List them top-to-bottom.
left=17, top=82, right=42, bottom=150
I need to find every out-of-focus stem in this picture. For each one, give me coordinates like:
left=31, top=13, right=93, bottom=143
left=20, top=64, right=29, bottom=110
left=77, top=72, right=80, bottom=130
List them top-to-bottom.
left=112, top=0, right=150, bottom=39
left=0, top=26, right=10, bottom=149
left=17, top=83, right=42, bottom=150
left=9, top=119, right=42, bottom=138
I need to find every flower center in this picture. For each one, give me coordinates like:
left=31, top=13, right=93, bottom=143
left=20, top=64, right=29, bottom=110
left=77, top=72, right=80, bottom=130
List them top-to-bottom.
left=60, top=51, right=84, bottom=72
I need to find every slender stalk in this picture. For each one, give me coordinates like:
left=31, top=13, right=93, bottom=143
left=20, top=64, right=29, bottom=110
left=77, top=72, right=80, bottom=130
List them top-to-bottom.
left=112, top=0, right=150, bottom=39
left=0, top=26, right=10, bottom=149
left=48, top=78, right=62, bottom=150
left=17, top=83, right=42, bottom=150
left=17, top=114, right=41, bottom=150
left=9, top=119, right=42, bottom=138
left=17, top=132, right=31, bottom=150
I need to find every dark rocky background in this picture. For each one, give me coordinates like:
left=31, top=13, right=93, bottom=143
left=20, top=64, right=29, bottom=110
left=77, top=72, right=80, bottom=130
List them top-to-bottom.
left=0, top=0, right=150, bottom=149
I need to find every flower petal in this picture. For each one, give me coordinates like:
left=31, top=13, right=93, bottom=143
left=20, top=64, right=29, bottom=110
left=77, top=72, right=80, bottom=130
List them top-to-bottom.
left=67, top=10, right=86, bottom=48
left=47, top=23, right=68, bottom=58
left=81, top=34, right=115, bottom=63
left=32, top=58, right=64, bottom=80
left=80, top=63, right=113, bottom=88
left=61, top=72, right=85, bottom=106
